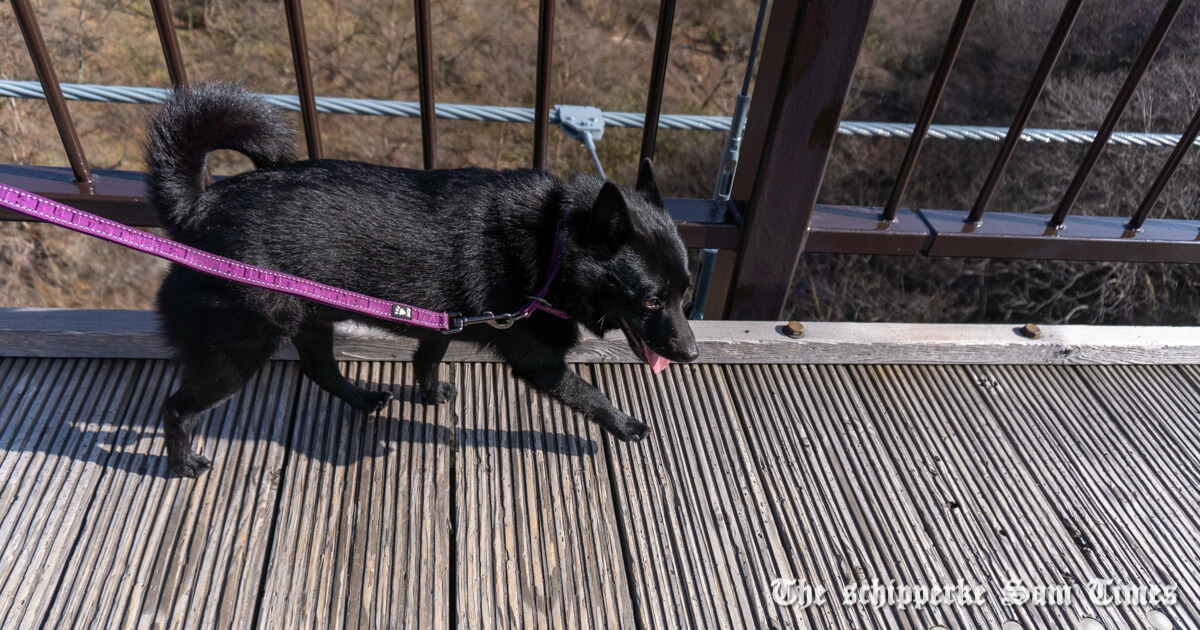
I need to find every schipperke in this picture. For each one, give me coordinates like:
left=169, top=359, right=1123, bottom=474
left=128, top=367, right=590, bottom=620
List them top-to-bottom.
left=144, top=83, right=698, bottom=477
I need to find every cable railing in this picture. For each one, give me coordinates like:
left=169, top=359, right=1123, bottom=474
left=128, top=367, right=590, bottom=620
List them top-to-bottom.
left=4, top=80, right=1197, bottom=149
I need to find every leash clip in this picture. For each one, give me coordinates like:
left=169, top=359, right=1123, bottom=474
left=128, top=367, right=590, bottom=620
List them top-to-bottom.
left=444, top=310, right=527, bottom=333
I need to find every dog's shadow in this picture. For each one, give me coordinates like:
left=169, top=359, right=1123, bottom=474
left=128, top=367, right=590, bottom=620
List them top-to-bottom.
left=84, top=372, right=598, bottom=479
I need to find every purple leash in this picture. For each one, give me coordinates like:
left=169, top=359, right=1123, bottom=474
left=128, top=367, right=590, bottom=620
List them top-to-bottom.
left=0, top=183, right=569, bottom=333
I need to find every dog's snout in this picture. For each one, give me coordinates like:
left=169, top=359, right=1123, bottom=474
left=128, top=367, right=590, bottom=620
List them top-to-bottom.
left=670, top=338, right=699, bottom=363
left=678, top=345, right=699, bottom=362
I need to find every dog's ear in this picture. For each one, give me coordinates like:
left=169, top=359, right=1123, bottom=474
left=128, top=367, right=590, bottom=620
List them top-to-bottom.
left=635, top=157, right=664, bottom=208
left=588, top=181, right=630, bottom=252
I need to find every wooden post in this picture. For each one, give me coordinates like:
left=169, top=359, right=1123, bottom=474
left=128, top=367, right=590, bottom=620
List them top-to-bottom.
left=727, top=0, right=876, bottom=320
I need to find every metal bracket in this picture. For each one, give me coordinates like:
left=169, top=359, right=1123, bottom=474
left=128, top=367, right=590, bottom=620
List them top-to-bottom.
left=555, top=105, right=607, bottom=179
left=556, top=105, right=605, bottom=143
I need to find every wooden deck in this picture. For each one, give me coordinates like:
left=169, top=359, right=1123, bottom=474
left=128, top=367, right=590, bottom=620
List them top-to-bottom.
left=1, top=309, right=1198, bottom=629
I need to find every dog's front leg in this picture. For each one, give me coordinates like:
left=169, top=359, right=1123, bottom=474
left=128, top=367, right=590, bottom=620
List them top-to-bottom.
left=414, top=336, right=457, bottom=404
left=508, top=357, right=649, bottom=442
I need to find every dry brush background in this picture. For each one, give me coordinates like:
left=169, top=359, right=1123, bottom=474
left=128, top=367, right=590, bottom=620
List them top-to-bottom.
left=1, top=0, right=1197, bottom=324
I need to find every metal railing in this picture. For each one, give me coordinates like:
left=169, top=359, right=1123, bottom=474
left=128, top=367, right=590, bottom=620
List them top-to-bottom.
left=3, top=0, right=1199, bottom=321
left=728, top=0, right=1200, bottom=318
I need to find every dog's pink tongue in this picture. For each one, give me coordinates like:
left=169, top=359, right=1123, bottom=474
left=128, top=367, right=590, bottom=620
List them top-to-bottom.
left=642, top=341, right=671, bottom=374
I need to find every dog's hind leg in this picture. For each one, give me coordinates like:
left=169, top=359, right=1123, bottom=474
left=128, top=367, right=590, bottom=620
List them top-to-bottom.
left=294, top=319, right=393, bottom=412
left=414, top=336, right=456, bottom=404
left=163, top=340, right=276, bottom=477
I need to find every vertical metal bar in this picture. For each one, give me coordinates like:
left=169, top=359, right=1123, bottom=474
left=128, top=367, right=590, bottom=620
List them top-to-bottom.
left=10, top=0, right=93, bottom=187
left=150, top=0, right=189, bottom=88
left=284, top=0, right=323, bottom=160
left=412, top=0, right=438, bottom=169
left=532, top=0, right=555, bottom=170
left=639, top=0, right=677, bottom=165
left=712, top=0, right=769, bottom=203
left=727, top=0, right=877, bottom=320
left=881, top=0, right=978, bottom=222
left=968, top=0, right=1084, bottom=223
left=1050, top=0, right=1183, bottom=228
left=1128, top=103, right=1200, bottom=231
left=688, top=248, right=719, bottom=320
left=702, top=249, right=737, bottom=320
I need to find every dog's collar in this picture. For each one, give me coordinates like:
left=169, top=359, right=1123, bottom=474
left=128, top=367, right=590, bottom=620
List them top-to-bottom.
left=520, top=225, right=570, bottom=318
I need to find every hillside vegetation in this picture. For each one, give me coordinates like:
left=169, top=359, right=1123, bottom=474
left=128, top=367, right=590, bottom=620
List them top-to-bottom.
left=1, top=0, right=1197, bottom=324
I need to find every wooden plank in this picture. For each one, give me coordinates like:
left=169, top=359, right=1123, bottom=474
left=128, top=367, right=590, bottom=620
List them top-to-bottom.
left=8, top=308, right=1200, bottom=365
left=0, top=357, right=142, bottom=628
left=37, top=359, right=298, bottom=629
left=257, top=361, right=451, bottom=629
left=454, top=363, right=634, bottom=629
left=597, top=363, right=796, bottom=629
left=721, top=363, right=956, bottom=629
left=846, top=364, right=1105, bottom=628
left=974, top=364, right=1200, bottom=629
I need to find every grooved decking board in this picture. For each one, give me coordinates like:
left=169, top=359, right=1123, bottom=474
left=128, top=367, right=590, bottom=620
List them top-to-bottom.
left=6, top=351, right=1200, bottom=630
left=0, top=355, right=297, bottom=624
left=0, top=357, right=143, bottom=628
left=37, top=359, right=298, bottom=629
left=258, top=361, right=452, bottom=630
left=603, top=362, right=1200, bottom=629
left=454, top=363, right=635, bottom=630
left=597, top=363, right=798, bottom=630
left=721, top=363, right=956, bottom=630
left=849, top=364, right=1127, bottom=628
left=969, top=364, right=1200, bottom=630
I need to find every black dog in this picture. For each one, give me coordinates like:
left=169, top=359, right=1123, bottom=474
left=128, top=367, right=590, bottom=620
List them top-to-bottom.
left=144, top=83, right=698, bottom=477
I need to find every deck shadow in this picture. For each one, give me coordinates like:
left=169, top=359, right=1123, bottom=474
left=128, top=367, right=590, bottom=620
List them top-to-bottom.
left=0, top=360, right=596, bottom=481
left=29, top=371, right=593, bottom=480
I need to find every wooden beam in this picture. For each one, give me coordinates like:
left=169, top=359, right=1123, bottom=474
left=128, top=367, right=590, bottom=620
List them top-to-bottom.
left=727, top=0, right=877, bottom=320
left=4, top=308, right=1200, bottom=365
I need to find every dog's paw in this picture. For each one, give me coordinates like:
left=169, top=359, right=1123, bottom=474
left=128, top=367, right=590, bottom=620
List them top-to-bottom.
left=421, top=381, right=457, bottom=405
left=354, top=389, right=394, bottom=414
left=606, top=414, right=651, bottom=442
left=169, top=452, right=213, bottom=478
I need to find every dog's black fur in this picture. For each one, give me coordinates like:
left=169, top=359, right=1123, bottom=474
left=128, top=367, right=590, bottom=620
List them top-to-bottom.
left=144, top=83, right=698, bottom=477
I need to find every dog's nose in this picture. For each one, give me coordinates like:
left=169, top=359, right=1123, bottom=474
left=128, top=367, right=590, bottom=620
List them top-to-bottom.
left=675, top=343, right=699, bottom=363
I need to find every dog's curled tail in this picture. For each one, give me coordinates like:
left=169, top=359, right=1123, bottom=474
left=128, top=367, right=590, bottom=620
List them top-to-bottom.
left=144, top=82, right=296, bottom=230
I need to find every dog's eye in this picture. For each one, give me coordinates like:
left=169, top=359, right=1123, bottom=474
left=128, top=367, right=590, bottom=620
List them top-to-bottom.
left=643, top=297, right=662, bottom=310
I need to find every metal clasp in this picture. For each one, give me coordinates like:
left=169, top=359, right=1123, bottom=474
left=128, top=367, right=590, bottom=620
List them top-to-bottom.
left=442, top=310, right=527, bottom=334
